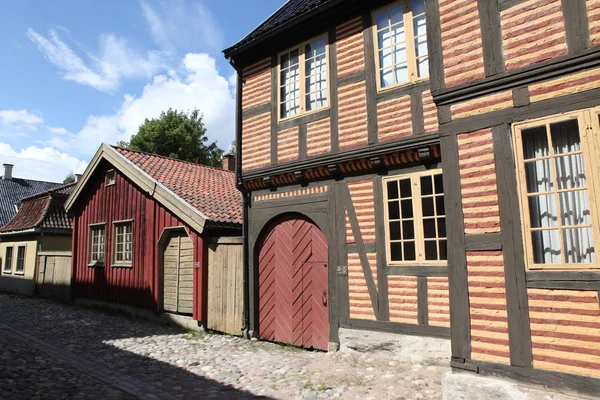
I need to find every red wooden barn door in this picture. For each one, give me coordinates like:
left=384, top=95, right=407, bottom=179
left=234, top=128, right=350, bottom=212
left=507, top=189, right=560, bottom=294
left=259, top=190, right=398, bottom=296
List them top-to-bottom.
left=258, top=214, right=329, bottom=350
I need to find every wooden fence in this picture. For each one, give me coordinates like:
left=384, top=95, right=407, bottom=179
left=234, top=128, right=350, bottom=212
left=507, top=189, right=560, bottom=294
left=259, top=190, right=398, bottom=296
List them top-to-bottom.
left=206, top=237, right=243, bottom=335
left=36, top=251, right=72, bottom=301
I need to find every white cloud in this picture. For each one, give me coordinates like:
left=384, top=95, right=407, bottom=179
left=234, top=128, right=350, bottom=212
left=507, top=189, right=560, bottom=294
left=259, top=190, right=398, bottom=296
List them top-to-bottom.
left=141, top=0, right=223, bottom=54
left=27, top=28, right=167, bottom=92
left=51, top=53, right=235, bottom=155
left=0, top=110, right=43, bottom=126
left=48, top=126, right=69, bottom=135
left=0, top=143, right=87, bottom=182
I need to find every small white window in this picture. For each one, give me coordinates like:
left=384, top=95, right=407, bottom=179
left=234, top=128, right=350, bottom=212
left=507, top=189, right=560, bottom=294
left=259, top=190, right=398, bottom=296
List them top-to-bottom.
left=373, top=0, right=428, bottom=90
left=105, top=169, right=116, bottom=186
left=113, top=221, right=133, bottom=266
left=89, top=224, right=106, bottom=266
left=15, top=246, right=25, bottom=274
left=2, top=247, right=13, bottom=274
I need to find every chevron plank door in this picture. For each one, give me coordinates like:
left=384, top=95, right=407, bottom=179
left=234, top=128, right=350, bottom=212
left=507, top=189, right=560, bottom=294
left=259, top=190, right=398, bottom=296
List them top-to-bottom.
left=258, top=214, right=329, bottom=350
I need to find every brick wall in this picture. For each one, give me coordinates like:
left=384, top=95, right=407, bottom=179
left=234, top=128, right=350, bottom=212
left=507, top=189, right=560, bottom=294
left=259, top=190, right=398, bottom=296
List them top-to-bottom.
left=440, top=0, right=485, bottom=87
left=501, top=0, right=567, bottom=71
left=588, top=0, right=600, bottom=45
left=336, top=17, right=365, bottom=78
left=242, top=58, right=271, bottom=111
left=529, top=67, right=600, bottom=103
left=338, top=81, right=368, bottom=150
left=422, top=90, right=439, bottom=133
left=451, top=91, right=513, bottom=120
left=377, top=95, right=412, bottom=141
left=242, top=113, right=270, bottom=171
left=306, top=118, right=332, bottom=157
left=277, top=127, right=299, bottom=163
left=457, top=129, right=501, bottom=234
left=345, top=180, right=376, bottom=244
left=348, top=253, right=378, bottom=320
left=388, top=276, right=419, bottom=324
left=428, top=277, right=451, bottom=327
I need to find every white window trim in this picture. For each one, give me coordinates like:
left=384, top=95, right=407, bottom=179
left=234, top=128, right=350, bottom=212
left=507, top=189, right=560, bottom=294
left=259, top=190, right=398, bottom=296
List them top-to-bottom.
left=372, top=0, right=428, bottom=92
left=277, top=34, right=331, bottom=122
left=513, top=109, right=600, bottom=270
left=382, top=169, right=447, bottom=266
left=112, top=219, right=134, bottom=268
left=88, top=223, right=106, bottom=267
left=14, top=245, right=26, bottom=275
left=2, top=246, right=13, bottom=274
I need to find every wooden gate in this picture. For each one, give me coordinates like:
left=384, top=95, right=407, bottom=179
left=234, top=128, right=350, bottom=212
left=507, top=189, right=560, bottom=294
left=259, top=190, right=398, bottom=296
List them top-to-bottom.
left=257, top=214, right=329, bottom=350
left=162, top=232, right=194, bottom=314
left=207, top=237, right=243, bottom=335
left=36, top=251, right=72, bottom=301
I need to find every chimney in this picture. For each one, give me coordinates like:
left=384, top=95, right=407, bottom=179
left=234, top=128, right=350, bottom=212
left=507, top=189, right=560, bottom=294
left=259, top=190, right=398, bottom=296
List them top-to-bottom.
left=222, top=154, right=235, bottom=171
left=3, top=164, right=13, bottom=180
left=75, top=174, right=83, bottom=182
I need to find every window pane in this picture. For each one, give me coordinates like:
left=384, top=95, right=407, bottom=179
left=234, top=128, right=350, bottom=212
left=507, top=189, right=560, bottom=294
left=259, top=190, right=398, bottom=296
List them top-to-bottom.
left=412, top=0, right=426, bottom=15
left=390, top=4, right=404, bottom=24
left=376, top=10, right=389, bottom=30
left=413, top=14, right=427, bottom=37
left=378, top=29, right=391, bottom=49
left=394, top=43, right=407, bottom=64
left=380, top=48, right=393, bottom=69
left=290, top=50, right=299, bottom=65
left=281, top=53, right=289, bottom=69
left=417, top=57, right=429, bottom=78
left=394, top=64, right=409, bottom=84
left=381, top=68, right=394, bottom=87
left=550, top=119, right=580, bottom=155
left=522, top=126, right=549, bottom=160
left=555, top=154, right=586, bottom=190
left=524, top=159, right=553, bottom=193
left=434, top=174, right=443, bottom=194
left=421, top=176, right=433, bottom=195
left=399, top=179, right=412, bottom=198
left=387, top=180, right=399, bottom=200
left=559, top=190, right=592, bottom=226
left=528, top=195, right=558, bottom=228
left=435, top=196, right=445, bottom=216
left=422, top=197, right=434, bottom=217
left=401, top=199, right=413, bottom=218
left=388, top=201, right=400, bottom=220
left=437, top=218, right=447, bottom=238
left=423, top=219, right=436, bottom=238
left=390, top=221, right=401, bottom=240
left=403, top=221, right=415, bottom=240
left=563, top=228, right=595, bottom=264
left=532, top=230, right=561, bottom=264
left=439, top=240, right=448, bottom=260
left=425, top=241, right=438, bottom=260
left=391, top=242, right=403, bottom=261
left=404, top=242, right=416, bottom=260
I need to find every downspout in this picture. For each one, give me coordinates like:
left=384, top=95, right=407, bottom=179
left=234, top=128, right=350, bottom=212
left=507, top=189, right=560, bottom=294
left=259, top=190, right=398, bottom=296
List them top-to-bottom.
left=230, top=58, right=250, bottom=338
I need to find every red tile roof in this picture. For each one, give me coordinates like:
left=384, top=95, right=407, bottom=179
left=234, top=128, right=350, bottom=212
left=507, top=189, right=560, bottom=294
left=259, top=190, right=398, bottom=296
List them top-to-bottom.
left=114, top=147, right=242, bottom=226
left=0, top=183, right=75, bottom=234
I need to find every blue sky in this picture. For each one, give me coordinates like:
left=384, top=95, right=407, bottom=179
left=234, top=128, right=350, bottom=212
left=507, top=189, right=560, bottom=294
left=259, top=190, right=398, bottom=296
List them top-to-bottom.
left=0, top=0, right=283, bottom=181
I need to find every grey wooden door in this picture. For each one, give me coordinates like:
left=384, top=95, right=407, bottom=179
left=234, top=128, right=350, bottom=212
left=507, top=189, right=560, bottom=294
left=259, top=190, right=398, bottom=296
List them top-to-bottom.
left=163, top=232, right=194, bottom=314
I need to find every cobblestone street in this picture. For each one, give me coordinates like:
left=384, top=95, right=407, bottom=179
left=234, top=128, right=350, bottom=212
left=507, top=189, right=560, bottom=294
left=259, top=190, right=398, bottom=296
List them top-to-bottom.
left=0, top=294, right=448, bottom=399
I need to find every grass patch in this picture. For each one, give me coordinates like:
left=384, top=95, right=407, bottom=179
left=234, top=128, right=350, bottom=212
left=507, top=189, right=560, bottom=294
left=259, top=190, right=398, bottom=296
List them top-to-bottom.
left=183, top=330, right=206, bottom=341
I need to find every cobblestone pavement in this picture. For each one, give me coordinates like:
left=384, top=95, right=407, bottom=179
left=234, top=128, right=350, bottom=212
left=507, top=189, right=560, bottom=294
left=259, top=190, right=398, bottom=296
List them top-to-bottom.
left=0, top=294, right=448, bottom=399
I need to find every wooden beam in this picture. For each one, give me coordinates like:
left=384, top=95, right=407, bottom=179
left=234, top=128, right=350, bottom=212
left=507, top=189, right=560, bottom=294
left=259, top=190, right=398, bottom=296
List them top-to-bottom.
left=425, top=0, right=445, bottom=91
left=477, top=0, right=505, bottom=76
left=561, top=0, right=590, bottom=54
left=362, top=12, right=378, bottom=145
left=329, top=27, right=340, bottom=153
left=270, top=55, right=278, bottom=166
left=492, top=124, right=533, bottom=367
left=373, top=176, right=390, bottom=321
left=465, top=233, right=503, bottom=251
left=417, top=276, right=429, bottom=325
left=342, top=318, right=450, bottom=338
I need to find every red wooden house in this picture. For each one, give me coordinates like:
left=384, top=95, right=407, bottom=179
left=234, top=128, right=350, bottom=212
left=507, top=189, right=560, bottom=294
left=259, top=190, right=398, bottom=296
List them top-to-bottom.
left=65, top=144, right=242, bottom=329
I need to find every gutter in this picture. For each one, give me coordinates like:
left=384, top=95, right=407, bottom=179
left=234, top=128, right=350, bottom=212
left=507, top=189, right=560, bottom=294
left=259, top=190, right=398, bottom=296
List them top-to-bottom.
left=230, top=59, right=251, bottom=337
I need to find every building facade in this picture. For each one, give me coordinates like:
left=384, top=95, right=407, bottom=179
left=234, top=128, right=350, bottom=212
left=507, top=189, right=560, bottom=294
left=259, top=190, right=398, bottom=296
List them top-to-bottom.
left=224, top=0, right=600, bottom=392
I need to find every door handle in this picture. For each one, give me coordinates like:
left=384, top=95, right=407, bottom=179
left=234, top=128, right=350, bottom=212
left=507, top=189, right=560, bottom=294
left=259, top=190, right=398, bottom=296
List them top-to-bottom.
left=322, top=289, right=328, bottom=306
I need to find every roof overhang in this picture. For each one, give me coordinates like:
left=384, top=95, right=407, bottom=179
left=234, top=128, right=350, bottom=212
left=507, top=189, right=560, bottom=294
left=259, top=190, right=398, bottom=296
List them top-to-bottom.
left=65, top=144, right=208, bottom=235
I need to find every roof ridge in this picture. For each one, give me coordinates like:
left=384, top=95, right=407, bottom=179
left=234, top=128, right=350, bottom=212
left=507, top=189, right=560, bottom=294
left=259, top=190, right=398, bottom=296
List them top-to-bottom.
left=112, top=146, right=235, bottom=174
left=0, top=176, right=62, bottom=185
left=20, top=181, right=76, bottom=202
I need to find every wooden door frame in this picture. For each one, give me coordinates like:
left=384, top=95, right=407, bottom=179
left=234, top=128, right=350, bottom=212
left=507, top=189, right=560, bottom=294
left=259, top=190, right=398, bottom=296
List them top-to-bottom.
left=249, top=194, right=336, bottom=347
left=157, top=226, right=191, bottom=313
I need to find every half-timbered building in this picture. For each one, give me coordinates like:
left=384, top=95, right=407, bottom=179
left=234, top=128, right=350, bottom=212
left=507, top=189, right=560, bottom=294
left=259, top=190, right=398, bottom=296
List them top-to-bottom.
left=225, top=0, right=600, bottom=394
left=65, top=145, right=243, bottom=333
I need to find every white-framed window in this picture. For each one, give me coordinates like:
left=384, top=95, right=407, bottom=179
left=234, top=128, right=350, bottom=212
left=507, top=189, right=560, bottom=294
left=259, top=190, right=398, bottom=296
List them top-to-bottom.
left=373, top=0, right=428, bottom=90
left=278, top=35, right=329, bottom=120
left=513, top=109, right=600, bottom=270
left=105, top=169, right=116, bottom=186
left=383, top=170, right=446, bottom=265
left=113, top=221, right=133, bottom=266
left=88, top=224, right=106, bottom=266
left=15, top=246, right=26, bottom=274
left=2, top=247, right=13, bottom=274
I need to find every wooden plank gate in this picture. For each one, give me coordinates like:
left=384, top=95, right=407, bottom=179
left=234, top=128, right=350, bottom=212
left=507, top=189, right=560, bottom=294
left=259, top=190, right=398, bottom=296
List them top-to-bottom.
left=257, top=215, right=329, bottom=350
left=163, top=232, right=194, bottom=314
left=207, top=237, right=243, bottom=335
left=36, top=251, right=72, bottom=301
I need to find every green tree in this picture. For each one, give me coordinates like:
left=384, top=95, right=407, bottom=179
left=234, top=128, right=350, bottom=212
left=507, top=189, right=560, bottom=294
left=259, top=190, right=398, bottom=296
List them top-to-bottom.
left=119, top=109, right=224, bottom=167
left=227, top=139, right=236, bottom=156
left=63, top=172, right=76, bottom=184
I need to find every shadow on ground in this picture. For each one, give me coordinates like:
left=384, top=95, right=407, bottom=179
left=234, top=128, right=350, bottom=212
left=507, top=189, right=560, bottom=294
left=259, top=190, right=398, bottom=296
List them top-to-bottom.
left=0, top=292, right=272, bottom=399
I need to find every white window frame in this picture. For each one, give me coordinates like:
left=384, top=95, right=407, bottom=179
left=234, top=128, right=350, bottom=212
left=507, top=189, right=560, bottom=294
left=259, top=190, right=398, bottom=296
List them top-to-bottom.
left=372, top=0, right=428, bottom=92
left=277, top=34, right=330, bottom=122
left=513, top=109, right=600, bottom=270
left=105, top=169, right=116, bottom=187
left=382, top=169, right=447, bottom=266
left=113, top=220, right=133, bottom=267
left=88, top=223, right=106, bottom=266
left=14, top=245, right=26, bottom=275
left=2, top=246, right=13, bottom=274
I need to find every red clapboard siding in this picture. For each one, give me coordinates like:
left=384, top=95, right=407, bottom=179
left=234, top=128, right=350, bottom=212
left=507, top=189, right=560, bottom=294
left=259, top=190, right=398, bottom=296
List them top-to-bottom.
left=71, top=163, right=205, bottom=316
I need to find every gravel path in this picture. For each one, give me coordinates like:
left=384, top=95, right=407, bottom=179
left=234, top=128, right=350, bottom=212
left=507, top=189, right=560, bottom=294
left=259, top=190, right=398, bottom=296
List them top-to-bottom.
left=0, top=293, right=448, bottom=399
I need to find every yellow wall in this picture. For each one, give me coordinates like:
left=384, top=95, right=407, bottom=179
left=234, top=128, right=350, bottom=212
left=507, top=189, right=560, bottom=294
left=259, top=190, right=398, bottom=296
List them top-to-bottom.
left=39, top=235, right=72, bottom=252
left=0, top=236, right=39, bottom=295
